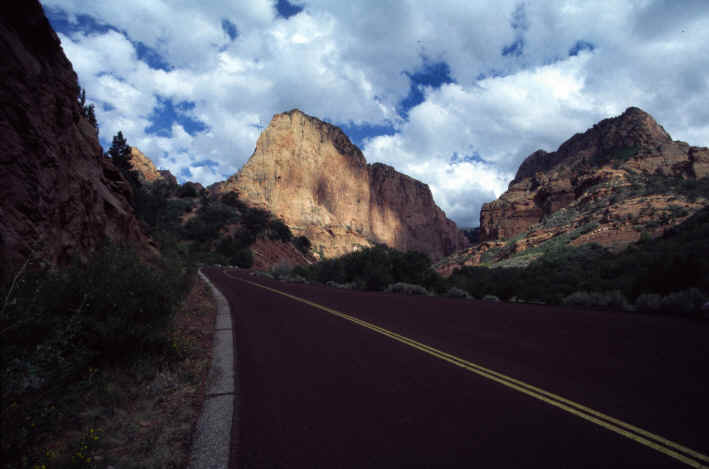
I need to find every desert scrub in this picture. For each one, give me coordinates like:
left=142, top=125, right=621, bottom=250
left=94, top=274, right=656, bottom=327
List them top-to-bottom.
left=541, top=208, right=579, bottom=229
left=0, top=243, right=194, bottom=468
left=270, top=260, right=293, bottom=279
left=385, top=282, right=432, bottom=296
left=445, top=287, right=471, bottom=299
left=659, top=288, right=706, bottom=316
left=562, top=290, right=632, bottom=311
left=634, top=293, right=663, bottom=313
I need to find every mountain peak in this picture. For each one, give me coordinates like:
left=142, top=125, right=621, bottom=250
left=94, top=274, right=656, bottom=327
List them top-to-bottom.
left=513, top=107, right=672, bottom=183
left=218, top=110, right=466, bottom=259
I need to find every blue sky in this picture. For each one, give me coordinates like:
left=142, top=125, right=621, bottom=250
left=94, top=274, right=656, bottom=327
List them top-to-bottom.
left=43, top=0, right=709, bottom=227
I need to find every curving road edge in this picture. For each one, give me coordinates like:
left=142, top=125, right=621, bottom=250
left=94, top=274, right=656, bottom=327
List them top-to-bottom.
left=189, top=269, right=237, bottom=469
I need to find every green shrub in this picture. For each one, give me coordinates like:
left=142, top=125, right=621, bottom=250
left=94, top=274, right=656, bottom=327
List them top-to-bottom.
left=177, top=183, right=198, bottom=198
left=221, top=191, right=248, bottom=212
left=182, top=202, right=238, bottom=242
left=242, top=207, right=270, bottom=235
left=541, top=208, right=579, bottom=228
left=267, top=218, right=293, bottom=242
left=293, top=235, right=311, bottom=254
left=1, top=244, right=189, bottom=399
left=231, top=248, right=253, bottom=268
left=270, top=260, right=292, bottom=279
left=326, top=280, right=354, bottom=289
left=385, top=282, right=431, bottom=296
left=445, top=287, right=471, bottom=299
left=660, top=288, right=706, bottom=315
left=562, top=290, right=631, bottom=311
left=562, top=291, right=593, bottom=306
left=635, top=293, right=663, bottom=313
left=482, top=294, right=501, bottom=302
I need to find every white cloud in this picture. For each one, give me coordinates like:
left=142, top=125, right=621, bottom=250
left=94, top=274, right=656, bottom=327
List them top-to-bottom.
left=43, top=0, right=709, bottom=228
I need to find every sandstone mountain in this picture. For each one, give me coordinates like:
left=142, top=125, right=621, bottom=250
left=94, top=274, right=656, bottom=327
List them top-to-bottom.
left=0, top=1, right=150, bottom=273
left=437, top=107, right=709, bottom=275
left=215, top=110, right=466, bottom=260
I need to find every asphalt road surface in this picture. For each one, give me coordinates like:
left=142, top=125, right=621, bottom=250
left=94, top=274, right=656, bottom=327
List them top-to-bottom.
left=204, top=268, right=708, bottom=469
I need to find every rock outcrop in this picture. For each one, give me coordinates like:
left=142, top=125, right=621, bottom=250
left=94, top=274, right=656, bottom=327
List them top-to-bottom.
left=0, top=1, right=150, bottom=272
left=436, top=107, right=709, bottom=274
left=480, top=107, right=709, bottom=241
left=217, top=110, right=466, bottom=259
left=127, top=146, right=178, bottom=187
left=128, top=147, right=161, bottom=184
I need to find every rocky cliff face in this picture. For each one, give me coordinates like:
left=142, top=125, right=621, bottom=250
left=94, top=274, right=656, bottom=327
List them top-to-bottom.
left=0, top=1, right=150, bottom=271
left=436, top=107, right=709, bottom=274
left=480, top=107, right=709, bottom=241
left=217, top=110, right=465, bottom=259
left=127, top=146, right=178, bottom=187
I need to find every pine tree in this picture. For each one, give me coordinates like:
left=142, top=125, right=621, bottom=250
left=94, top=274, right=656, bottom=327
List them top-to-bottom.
left=79, top=88, right=86, bottom=114
left=86, top=104, right=98, bottom=131
left=108, top=131, right=132, bottom=171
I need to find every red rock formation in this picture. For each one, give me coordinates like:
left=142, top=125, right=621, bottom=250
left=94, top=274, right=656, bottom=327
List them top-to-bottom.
left=0, top=1, right=151, bottom=272
left=436, top=107, right=709, bottom=275
left=480, top=107, right=709, bottom=242
left=217, top=110, right=466, bottom=260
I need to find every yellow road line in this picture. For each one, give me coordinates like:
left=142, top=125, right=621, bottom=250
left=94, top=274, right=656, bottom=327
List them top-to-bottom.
left=224, top=271, right=708, bottom=468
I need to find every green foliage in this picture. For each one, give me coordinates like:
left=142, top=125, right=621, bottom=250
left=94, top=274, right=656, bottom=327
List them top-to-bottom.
left=78, top=88, right=98, bottom=132
left=107, top=131, right=131, bottom=172
left=592, top=146, right=639, bottom=167
left=625, top=173, right=709, bottom=202
left=177, top=183, right=198, bottom=198
left=221, top=191, right=247, bottom=211
left=182, top=202, right=238, bottom=242
left=242, top=207, right=270, bottom=235
left=448, top=207, right=709, bottom=310
left=541, top=208, right=579, bottom=229
left=267, top=218, right=293, bottom=242
left=293, top=235, right=311, bottom=254
left=0, top=244, right=191, bottom=462
left=297, top=245, right=442, bottom=292
left=231, top=248, right=253, bottom=268
left=385, top=282, right=431, bottom=296
left=445, top=287, right=471, bottom=299
left=660, top=288, right=706, bottom=316
left=562, top=290, right=632, bottom=311
left=634, top=293, right=663, bottom=313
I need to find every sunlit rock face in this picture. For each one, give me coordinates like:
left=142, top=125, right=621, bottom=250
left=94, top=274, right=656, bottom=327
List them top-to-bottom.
left=0, top=0, right=151, bottom=271
left=433, top=106, right=709, bottom=275
left=480, top=107, right=709, bottom=242
left=217, top=109, right=466, bottom=260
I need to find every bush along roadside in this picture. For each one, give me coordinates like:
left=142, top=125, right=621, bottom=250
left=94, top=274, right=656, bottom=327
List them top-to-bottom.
left=284, top=207, right=709, bottom=318
left=0, top=243, right=217, bottom=468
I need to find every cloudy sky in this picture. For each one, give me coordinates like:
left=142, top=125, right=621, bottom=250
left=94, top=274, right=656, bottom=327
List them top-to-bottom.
left=43, top=0, right=709, bottom=227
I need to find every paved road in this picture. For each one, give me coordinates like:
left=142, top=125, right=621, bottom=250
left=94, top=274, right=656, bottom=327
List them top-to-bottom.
left=204, top=268, right=708, bottom=468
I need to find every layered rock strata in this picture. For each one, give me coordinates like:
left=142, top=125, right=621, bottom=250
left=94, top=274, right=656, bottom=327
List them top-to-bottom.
left=436, top=107, right=709, bottom=274
left=481, top=107, right=709, bottom=241
left=217, top=110, right=465, bottom=259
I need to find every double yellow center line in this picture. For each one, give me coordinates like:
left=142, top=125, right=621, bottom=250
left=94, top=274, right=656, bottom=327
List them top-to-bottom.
left=226, top=272, right=708, bottom=468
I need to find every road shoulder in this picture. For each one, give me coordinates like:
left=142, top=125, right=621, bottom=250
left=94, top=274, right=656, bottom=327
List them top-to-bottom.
left=189, top=269, right=237, bottom=469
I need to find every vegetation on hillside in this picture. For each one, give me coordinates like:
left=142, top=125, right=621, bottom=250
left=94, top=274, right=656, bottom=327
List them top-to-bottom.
left=1, top=130, right=313, bottom=467
left=106, top=131, right=311, bottom=269
left=290, top=207, right=709, bottom=317
left=0, top=243, right=205, bottom=467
